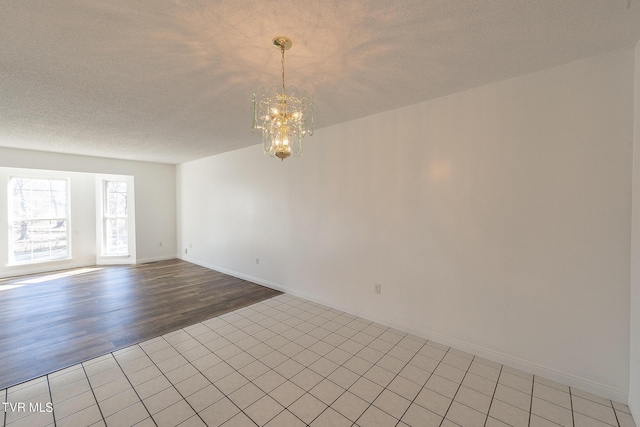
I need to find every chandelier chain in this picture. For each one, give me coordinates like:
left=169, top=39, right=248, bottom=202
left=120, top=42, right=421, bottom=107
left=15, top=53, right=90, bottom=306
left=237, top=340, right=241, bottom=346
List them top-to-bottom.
left=281, top=45, right=286, bottom=95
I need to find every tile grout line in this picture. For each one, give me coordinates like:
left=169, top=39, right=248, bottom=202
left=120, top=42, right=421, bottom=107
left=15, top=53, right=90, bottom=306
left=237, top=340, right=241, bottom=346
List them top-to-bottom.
left=275, top=296, right=504, bottom=427
left=214, top=297, right=373, bottom=425
left=244, top=297, right=412, bottom=425
left=234, top=298, right=368, bottom=426
left=242, top=298, right=347, bottom=421
left=262, top=299, right=347, bottom=425
left=223, top=300, right=334, bottom=426
left=235, top=302, right=330, bottom=426
left=295, top=306, right=418, bottom=425
left=285, top=309, right=394, bottom=425
left=285, top=311, right=364, bottom=425
left=186, top=313, right=292, bottom=425
left=332, top=319, right=452, bottom=424
left=305, top=326, right=370, bottom=422
left=311, top=326, right=419, bottom=426
left=175, top=330, right=262, bottom=427
left=135, top=338, right=214, bottom=426
left=389, top=340, right=443, bottom=427
left=110, top=346, right=159, bottom=427
left=434, top=349, right=477, bottom=427
left=80, top=363, right=108, bottom=426
left=483, top=364, right=504, bottom=427
left=527, top=374, right=535, bottom=427
left=45, top=375, right=56, bottom=427
left=509, top=376, right=569, bottom=427
left=570, top=386, right=576, bottom=427
left=567, top=387, right=623, bottom=427
left=2, top=388, right=6, bottom=427
left=611, top=397, right=622, bottom=427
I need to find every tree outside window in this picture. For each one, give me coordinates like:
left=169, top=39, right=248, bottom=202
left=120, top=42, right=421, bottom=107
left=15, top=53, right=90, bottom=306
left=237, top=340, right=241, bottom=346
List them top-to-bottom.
left=10, top=177, right=69, bottom=263
left=103, top=181, right=128, bottom=255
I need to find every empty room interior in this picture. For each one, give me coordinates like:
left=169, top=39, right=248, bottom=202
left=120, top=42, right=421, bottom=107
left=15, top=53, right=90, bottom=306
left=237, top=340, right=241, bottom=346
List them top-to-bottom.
left=2, top=1, right=640, bottom=426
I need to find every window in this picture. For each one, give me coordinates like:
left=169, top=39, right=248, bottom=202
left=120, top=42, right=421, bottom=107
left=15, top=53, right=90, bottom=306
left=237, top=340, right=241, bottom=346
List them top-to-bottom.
left=96, top=174, right=135, bottom=264
left=9, top=177, right=69, bottom=263
left=102, top=180, right=128, bottom=255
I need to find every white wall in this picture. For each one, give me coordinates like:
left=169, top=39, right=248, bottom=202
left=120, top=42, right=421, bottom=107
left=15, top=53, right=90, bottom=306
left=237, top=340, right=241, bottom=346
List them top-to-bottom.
left=630, top=39, right=640, bottom=418
left=177, top=48, right=635, bottom=401
left=0, top=147, right=176, bottom=276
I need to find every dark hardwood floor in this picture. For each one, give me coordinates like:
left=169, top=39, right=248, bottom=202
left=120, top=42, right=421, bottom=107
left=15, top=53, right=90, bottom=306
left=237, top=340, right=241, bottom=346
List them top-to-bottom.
left=0, top=259, right=281, bottom=390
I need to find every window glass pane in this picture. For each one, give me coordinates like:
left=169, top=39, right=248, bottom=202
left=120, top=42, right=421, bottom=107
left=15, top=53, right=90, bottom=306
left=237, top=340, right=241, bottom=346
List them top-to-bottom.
left=10, top=178, right=69, bottom=263
left=11, top=178, right=67, bottom=220
left=12, top=178, right=32, bottom=219
left=103, top=180, right=128, bottom=255
left=105, top=181, right=127, bottom=217
left=105, top=218, right=128, bottom=255
left=11, top=220, right=68, bottom=262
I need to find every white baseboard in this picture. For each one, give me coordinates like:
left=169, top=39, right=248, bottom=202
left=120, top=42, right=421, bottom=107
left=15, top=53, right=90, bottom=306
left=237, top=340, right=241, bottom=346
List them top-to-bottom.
left=137, top=254, right=176, bottom=264
left=97, top=255, right=135, bottom=265
left=181, top=255, right=629, bottom=404
left=0, top=257, right=96, bottom=279
left=629, top=390, right=639, bottom=423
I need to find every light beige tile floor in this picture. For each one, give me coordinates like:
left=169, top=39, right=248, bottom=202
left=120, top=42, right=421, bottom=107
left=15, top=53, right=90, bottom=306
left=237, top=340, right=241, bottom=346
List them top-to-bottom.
left=1, top=294, right=637, bottom=427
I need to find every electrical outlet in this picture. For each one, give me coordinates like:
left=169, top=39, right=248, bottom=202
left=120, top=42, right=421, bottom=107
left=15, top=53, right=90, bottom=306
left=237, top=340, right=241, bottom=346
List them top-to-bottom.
left=185, top=248, right=188, bottom=254
left=256, top=258, right=260, bottom=265
left=375, top=283, right=381, bottom=294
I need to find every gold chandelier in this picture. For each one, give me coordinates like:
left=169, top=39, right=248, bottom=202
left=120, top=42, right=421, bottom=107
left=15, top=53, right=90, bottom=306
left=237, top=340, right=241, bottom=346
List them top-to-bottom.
left=252, top=37, right=314, bottom=160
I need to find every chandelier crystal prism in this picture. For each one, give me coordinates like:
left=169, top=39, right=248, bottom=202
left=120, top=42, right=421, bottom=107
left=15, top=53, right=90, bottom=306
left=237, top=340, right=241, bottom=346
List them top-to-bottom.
left=252, top=37, right=314, bottom=160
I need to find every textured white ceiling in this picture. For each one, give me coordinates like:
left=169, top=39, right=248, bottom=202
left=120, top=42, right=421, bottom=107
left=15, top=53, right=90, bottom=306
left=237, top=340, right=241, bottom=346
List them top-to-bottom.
left=1, top=0, right=639, bottom=164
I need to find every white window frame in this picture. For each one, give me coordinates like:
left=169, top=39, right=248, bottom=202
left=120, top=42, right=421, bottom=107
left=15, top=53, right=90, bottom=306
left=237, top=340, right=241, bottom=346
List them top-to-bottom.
left=96, top=174, right=136, bottom=265
left=8, top=176, right=71, bottom=265
left=102, top=180, right=128, bottom=256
